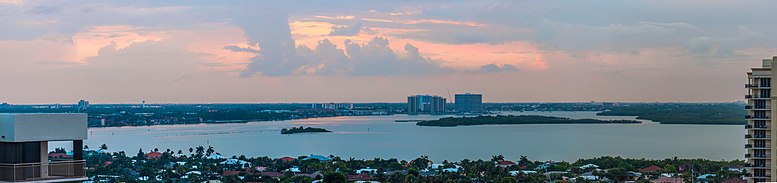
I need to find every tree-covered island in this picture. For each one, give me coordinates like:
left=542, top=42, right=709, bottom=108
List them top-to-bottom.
left=417, top=115, right=641, bottom=127
left=281, top=126, right=332, bottom=134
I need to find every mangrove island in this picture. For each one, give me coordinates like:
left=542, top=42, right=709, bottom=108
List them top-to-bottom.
left=417, top=115, right=641, bottom=127
left=281, top=126, right=332, bottom=134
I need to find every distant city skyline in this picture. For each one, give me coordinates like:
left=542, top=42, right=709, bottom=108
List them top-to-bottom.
left=1, top=1, right=775, bottom=103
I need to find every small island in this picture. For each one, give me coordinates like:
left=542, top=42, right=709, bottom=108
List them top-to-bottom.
left=417, top=115, right=641, bottom=127
left=281, top=126, right=332, bottom=134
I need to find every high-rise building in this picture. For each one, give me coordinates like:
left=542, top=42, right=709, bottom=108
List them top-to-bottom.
left=746, top=56, right=777, bottom=182
left=455, top=93, right=483, bottom=113
left=407, top=95, right=446, bottom=114
left=0, top=113, right=88, bottom=182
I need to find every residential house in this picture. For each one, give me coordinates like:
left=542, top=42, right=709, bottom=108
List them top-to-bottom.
left=639, top=165, right=663, bottom=173
left=652, top=177, right=684, bottom=183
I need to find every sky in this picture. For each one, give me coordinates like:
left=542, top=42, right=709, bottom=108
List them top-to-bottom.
left=0, top=0, right=775, bottom=104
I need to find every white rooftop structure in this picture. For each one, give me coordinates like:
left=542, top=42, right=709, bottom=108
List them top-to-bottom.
left=0, top=113, right=87, bottom=142
left=0, top=113, right=88, bottom=182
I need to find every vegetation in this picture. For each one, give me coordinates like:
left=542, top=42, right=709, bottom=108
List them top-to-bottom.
left=597, top=103, right=746, bottom=125
left=417, top=115, right=640, bottom=127
left=281, top=126, right=332, bottom=134
left=82, top=145, right=746, bottom=183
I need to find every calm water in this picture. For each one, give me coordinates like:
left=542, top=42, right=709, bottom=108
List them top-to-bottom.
left=71, top=111, right=744, bottom=162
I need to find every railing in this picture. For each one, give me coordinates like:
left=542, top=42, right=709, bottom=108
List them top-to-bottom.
left=747, top=84, right=758, bottom=88
left=746, top=95, right=754, bottom=99
left=746, top=105, right=753, bottom=109
left=746, top=115, right=771, bottom=119
left=746, top=125, right=753, bottom=129
left=746, top=134, right=771, bottom=138
left=746, top=144, right=753, bottom=148
left=0, top=160, right=85, bottom=182
left=748, top=163, right=770, bottom=167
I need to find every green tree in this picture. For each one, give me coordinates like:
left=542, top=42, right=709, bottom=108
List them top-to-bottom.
left=100, top=144, right=108, bottom=150
left=663, top=164, right=677, bottom=173
left=604, top=168, right=628, bottom=182
left=323, top=172, right=347, bottom=183
left=501, top=177, right=516, bottom=183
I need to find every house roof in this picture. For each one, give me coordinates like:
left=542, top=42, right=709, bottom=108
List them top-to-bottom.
left=146, top=152, right=163, bottom=159
left=48, top=153, right=72, bottom=159
left=304, top=155, right=331, bottom=161
left=279, top=157, right=297, bottom=161
left=497, top=160, right=516, bottom=166
left=639, top=165, right=662, bottom=173
left=222, top=171, right=241, bottom=176
left=261, top=172, right=285, bottom=177
left=348, top=174, right=371, bottom=181
left=652, top=177, right=684, bottom=183
left=719, top=178, right=746, bottom=183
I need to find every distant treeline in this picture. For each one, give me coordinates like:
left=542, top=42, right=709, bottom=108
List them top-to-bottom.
left=597, top=103, right=746, bottom=125
left=417, top=115, right=640, bottom=127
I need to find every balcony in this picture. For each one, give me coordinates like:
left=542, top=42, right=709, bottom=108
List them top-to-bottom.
left=747, top=84, right=772, bottom=89
left=746, top=95, right=754, bottom=99
left=746, top=105, right=753, bottom=109
left=746, top=115, right=771, bottom=120
left=746, top=125, right=753, bottom=129
left=747, top=134, right=770, bottom=139
left=746, top=144, right=771, bottom=149
left=0, top=160, right=85, bottom=183
left=746, top=163, right=770, bottom=167
left=750, top=175, right=772, bottom=179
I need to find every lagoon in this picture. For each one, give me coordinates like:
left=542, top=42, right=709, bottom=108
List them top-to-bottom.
left=76, top=111, right=744, bottom=162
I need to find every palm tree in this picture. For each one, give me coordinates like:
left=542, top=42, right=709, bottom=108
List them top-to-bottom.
left=100, top=144, right=108, bottom=151
left=195, top=146, right=205, bottom=157
left=206, top=146, right=215, bottom=156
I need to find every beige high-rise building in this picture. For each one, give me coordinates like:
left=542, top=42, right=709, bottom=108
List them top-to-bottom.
left=746, top=56, right=777, bottom=182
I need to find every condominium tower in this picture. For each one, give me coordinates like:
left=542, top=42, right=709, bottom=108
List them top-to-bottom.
left=746, top=56, right=777, bottom=182
left=455, top=93, right=483, bottom=113
left=407, top=95, right=446, bottom=114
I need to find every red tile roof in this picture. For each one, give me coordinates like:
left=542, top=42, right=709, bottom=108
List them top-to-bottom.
left=146, top=152, right=163, bottom=159
left=48, top=153, right=72, bottom=159
left=279, top=157, right=297, bottom=162
left=497, top=160, right=516, bottom=166
left=639, top=165, right=662, bottom=173
left=223, top=171, right=241, bottom=176
left=261, top=172, right=285, bottom=178
left=347, top=174, right=371, bottom=181
left=652, top=177, right=684, bottom=183
left=719, top=178, right=746, bottom=183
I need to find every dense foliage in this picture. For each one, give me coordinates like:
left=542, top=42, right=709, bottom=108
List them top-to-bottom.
left=597, top=103, right=746, bottom=125
left=417, top=115, right=641, bottom=127
left=281, top=126, right=332, bottom=134
left=83, top=145, right=746, bottom=183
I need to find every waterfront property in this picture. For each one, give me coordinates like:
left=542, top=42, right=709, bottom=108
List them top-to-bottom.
left=746, top=56, right=776, bottom=182
left=455, top=93, right=483, bottom=114
left=407, top=95, right=446, bottom=114
left=0, top=113, right=88, bottom=182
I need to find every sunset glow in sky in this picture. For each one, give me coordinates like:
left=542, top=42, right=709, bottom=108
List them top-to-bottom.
left=1, top=1, right=775, bottom=103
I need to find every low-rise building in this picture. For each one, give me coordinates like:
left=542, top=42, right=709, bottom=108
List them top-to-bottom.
left=0, top=113, right=88, bottom=182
